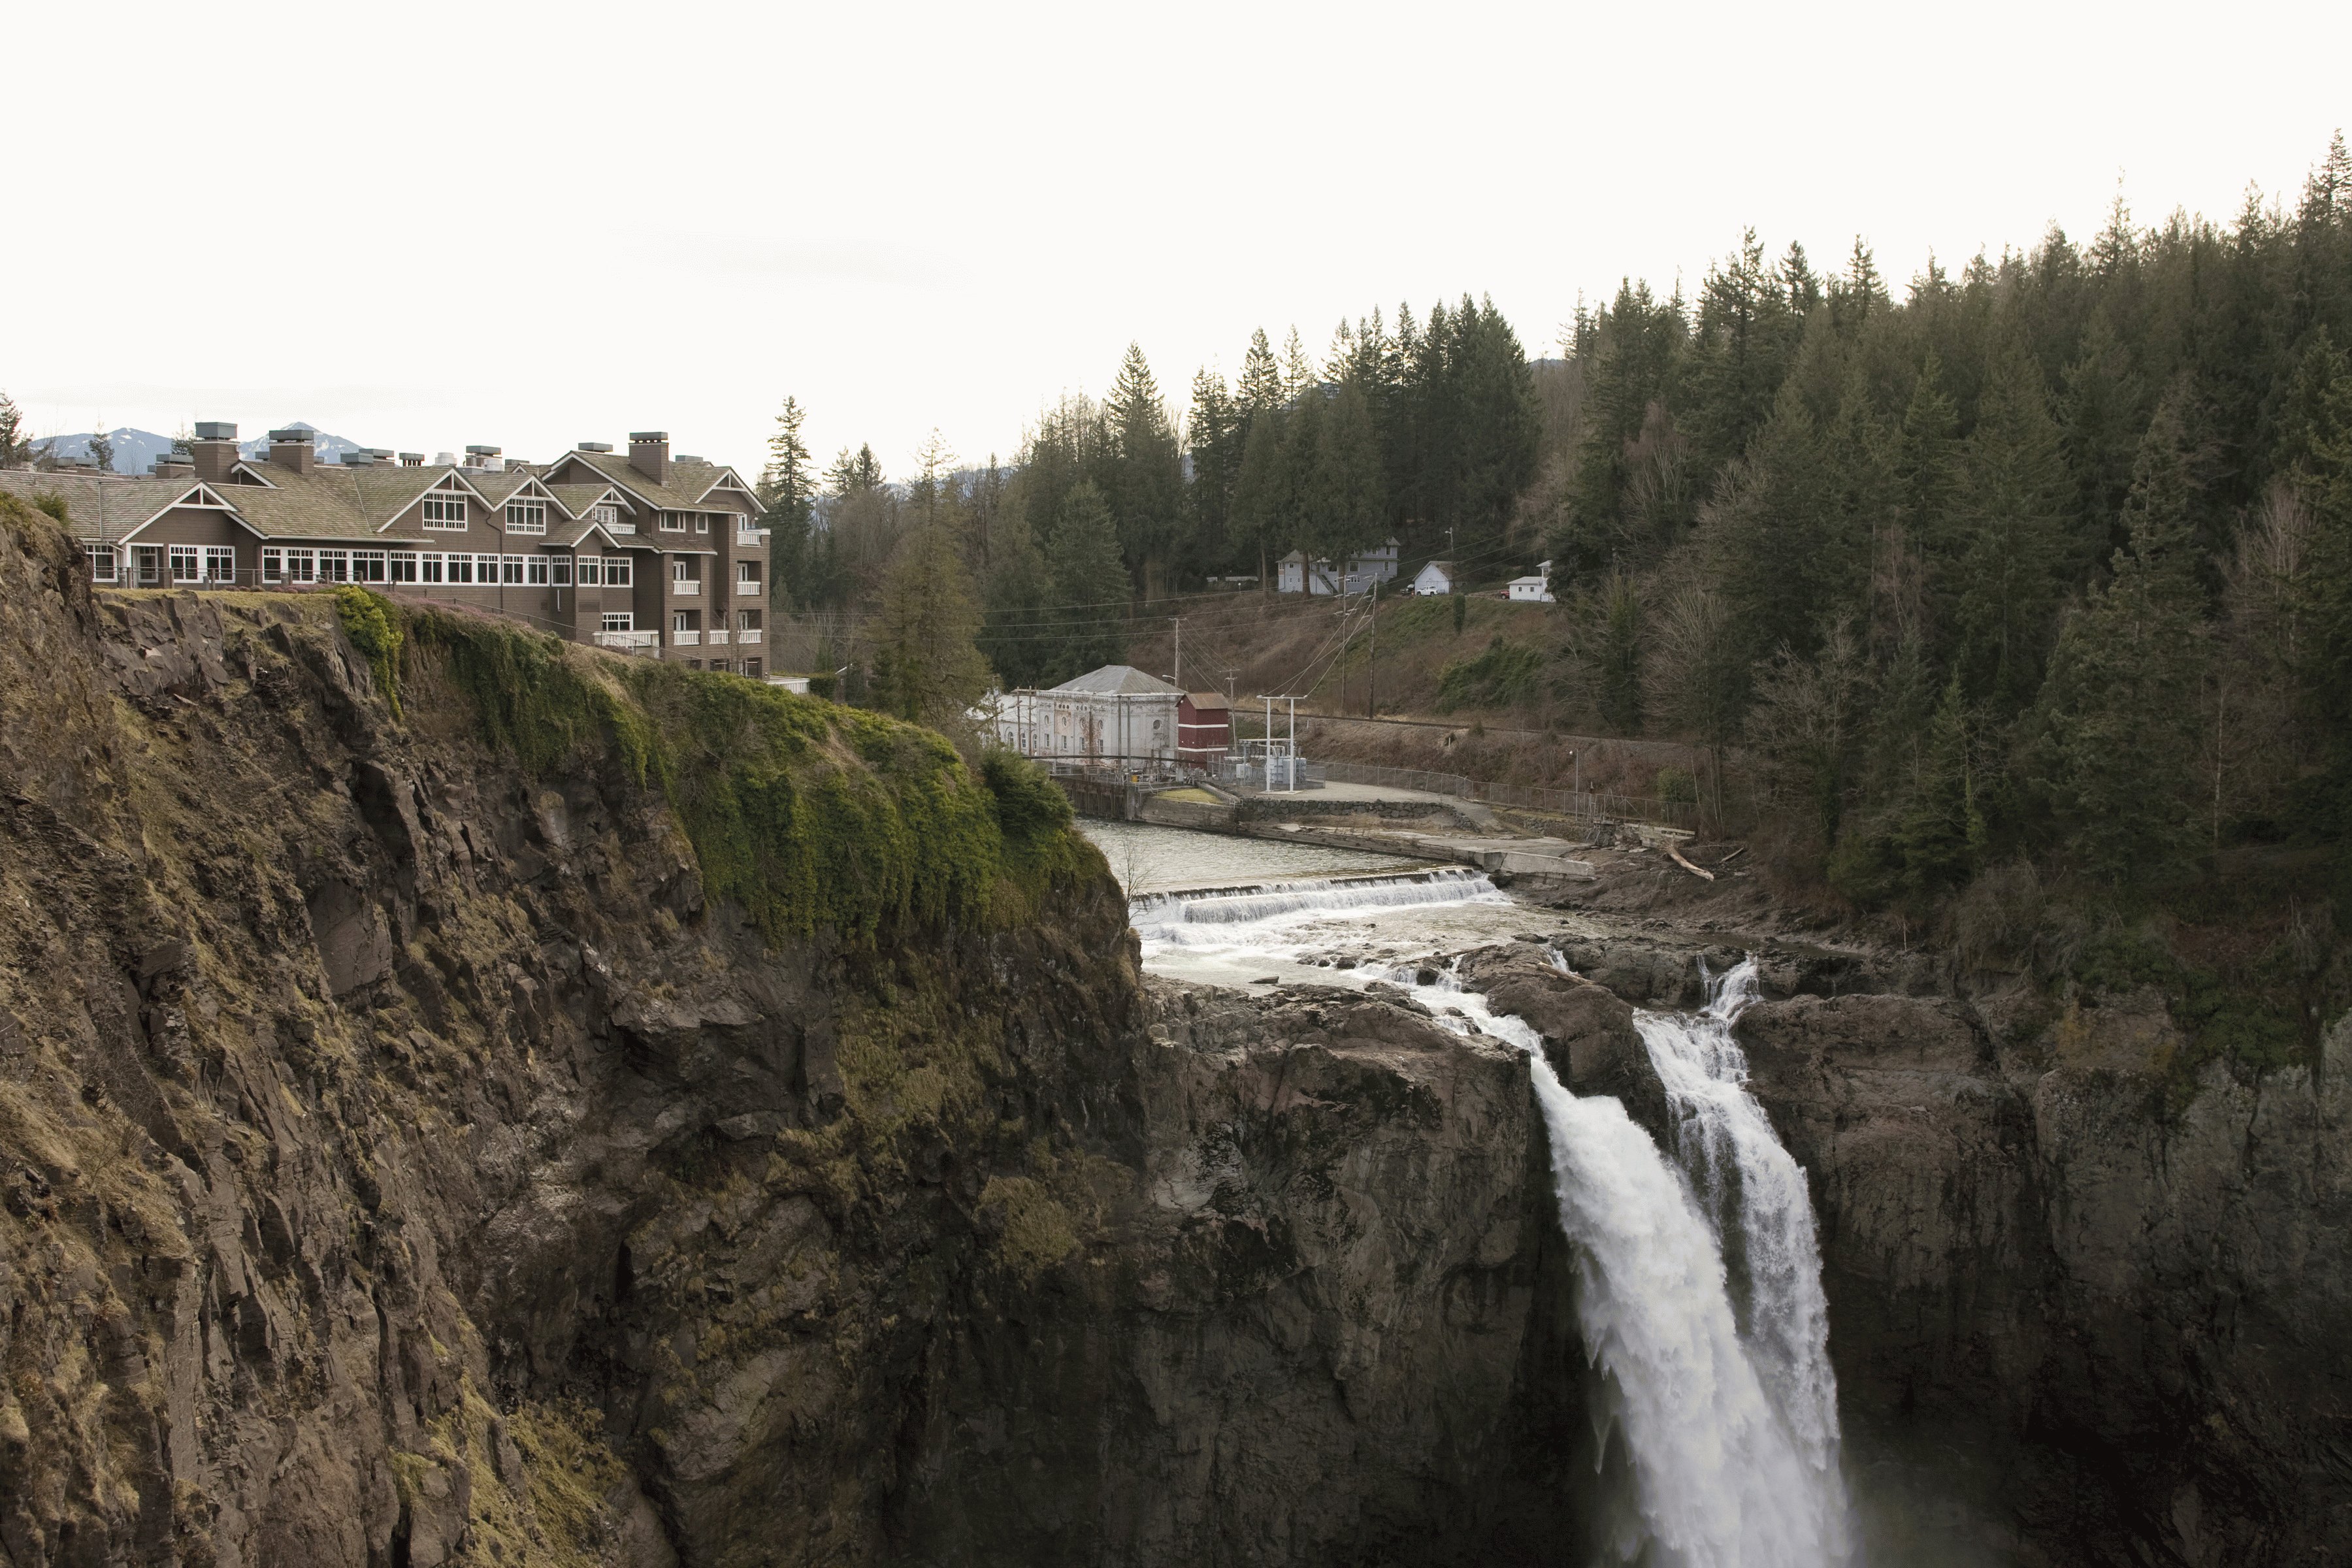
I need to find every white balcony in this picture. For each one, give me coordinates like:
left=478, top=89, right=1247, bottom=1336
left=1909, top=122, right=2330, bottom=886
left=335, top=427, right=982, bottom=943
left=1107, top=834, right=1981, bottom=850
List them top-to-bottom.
left=604, top=522, right=636, bottom=534
left=736, top=528, right=770, bottom=547
left=671, top=578, right=700, bottom=595
left=736, top=627, right=763, bottom=645
left=672, top=629, right=702, bottom=647
left=706, top=629, right=730, bottom=645
left=593, top=630, right=659, bottom=653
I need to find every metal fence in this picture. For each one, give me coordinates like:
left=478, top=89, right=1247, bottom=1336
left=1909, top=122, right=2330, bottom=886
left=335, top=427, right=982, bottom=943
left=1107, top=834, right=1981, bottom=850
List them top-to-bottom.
left=1316, top=759, right=1699, bottom=829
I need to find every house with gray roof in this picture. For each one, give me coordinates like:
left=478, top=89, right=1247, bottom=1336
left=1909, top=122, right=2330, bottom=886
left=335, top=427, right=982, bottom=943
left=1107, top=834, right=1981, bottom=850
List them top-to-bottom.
left=1, top=424, right=774, bottom=676
left=989, top=664, right=1181, bottom=771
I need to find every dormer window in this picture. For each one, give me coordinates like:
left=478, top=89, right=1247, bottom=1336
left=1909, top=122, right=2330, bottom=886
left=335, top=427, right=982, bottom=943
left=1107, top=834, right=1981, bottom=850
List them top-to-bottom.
left=422, top=491, right=468, bottom=529
left=504, top=501, right=547, bottom=534
left=593, top=504, right=618, bottom=527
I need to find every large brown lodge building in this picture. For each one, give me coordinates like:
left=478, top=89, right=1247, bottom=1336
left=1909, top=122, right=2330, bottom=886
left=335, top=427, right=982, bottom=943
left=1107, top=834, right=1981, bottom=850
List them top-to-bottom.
left=0, top=425, right=772, bottom=674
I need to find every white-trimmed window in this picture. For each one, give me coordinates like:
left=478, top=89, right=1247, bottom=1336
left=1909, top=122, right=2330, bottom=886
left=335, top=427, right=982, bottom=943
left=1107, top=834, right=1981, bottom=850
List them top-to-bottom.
left=421, top=491, right=468, bottom=529
left=504, top=501, right=547, bottom=534
left=593, top=504, right=618, bottom=527
left=659, top=510, right=685, bottom=532
left=693, top=512, right=710, bottom=534
left=86, top=544, right=118, bottom=582
left=169, top=545, right=202, bottom=583
left=204, top=546, right=237, bottom=583
left=284, top=549, right=316, bottom=584
left=318, top=549, right=350, bottom=584
left=353, top=549, right=388, bottom=583
left=389, top=552, right=418, bottom=584
left=419, top=552, right=444, bottom=584
left=475, top=553, right=502, bottom=582
left=447, top=554, right=474, bottom=585
left=499, top=555, right=523, bottom=585
left=527, top=555, right=550, bottom=586
left=575, top=555, right=600, bottom=586
left=551, top=556, right=572, bottom=587
left=603, top=556, right=632, bottom=587
left=671, top=559, right=698, bottom=593
left=736, top=561, right=761, bottom=588
left=600, top=612, right=633, bottom=632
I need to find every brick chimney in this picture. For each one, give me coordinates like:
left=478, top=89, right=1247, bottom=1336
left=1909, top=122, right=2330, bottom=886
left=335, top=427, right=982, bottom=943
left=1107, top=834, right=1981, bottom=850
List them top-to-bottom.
left=189, top=421, right=240, bottom=483
left=268, top=427, right=314, bottom=475
left=629, top=431, right=670, bottom=485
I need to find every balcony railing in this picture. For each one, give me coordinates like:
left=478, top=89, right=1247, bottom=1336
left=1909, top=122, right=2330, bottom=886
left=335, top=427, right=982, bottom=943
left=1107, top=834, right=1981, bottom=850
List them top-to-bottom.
left=604, top=521, right=636, bottom=534
left=736, top=527, right=770, bottom=547
left=671, top=578, right=700, bottom=595
left=736, top=627, right=763, bottom=644
left=672, top=629, right=702, bottom=647
left=706, top=629, right=730, bottom=645
left=593, top=630, right=659, bottom=653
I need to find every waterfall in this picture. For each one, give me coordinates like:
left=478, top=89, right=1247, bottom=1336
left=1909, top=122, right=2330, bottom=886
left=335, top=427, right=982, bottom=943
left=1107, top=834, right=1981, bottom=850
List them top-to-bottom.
left=1114, top=853, right=1853, bottom=1561
left=1635, top=959, right=1849, bottom=1526
left=1529, top=1050, right=1847, bottom=1566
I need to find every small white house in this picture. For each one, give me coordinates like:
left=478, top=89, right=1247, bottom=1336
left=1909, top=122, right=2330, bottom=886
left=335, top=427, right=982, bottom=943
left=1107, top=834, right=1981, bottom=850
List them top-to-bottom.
left=1277, top=540, right=1401, bottom=596
left=1507, top=559, right=1555, bottom=604
left=1412, top=560, right=1456, bottom=596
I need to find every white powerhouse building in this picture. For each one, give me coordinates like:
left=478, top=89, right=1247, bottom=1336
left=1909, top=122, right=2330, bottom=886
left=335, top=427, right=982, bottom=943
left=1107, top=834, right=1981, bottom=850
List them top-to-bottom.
left=991, top=665, right=1181, bottom=770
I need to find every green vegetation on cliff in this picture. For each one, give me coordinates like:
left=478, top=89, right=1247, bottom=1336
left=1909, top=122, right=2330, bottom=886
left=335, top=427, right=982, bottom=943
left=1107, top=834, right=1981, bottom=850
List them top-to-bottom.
left=393, top=596, right=1094, bottom=947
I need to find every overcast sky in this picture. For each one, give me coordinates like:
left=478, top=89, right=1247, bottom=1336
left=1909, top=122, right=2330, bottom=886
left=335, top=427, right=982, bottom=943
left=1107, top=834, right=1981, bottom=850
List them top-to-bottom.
left=7, top=0, right=2344, bottom=480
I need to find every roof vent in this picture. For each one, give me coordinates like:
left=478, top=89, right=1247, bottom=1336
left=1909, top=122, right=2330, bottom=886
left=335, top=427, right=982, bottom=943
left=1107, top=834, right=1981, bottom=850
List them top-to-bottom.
left=193, top=421, right=237, bottom=441
left=267, top=427, right=311, bottom=444
left=629, top=431, right=668, bottom=442
left=578, top=441, right=614, bottom=453
left=465, top=444, right=501, bottom=456
left=367, top=448, right=394, bottom=461
left=342, top=451, right=375, bottom=466
left=433, top=451, right=456, bottom=466
left=399, top=452, right=425, bottom=466
left=675, top=455, right=706, bottom=464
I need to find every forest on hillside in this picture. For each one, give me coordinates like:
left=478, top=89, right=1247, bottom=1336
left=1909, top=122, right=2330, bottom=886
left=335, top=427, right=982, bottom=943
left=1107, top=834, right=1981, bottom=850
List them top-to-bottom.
left=765, top=133, right=2352, bottom=1068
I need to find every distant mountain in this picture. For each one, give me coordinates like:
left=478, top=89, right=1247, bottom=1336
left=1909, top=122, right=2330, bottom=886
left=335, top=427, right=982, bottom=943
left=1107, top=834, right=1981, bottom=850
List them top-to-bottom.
left=40, top=421, right=370, bottom=476
left=237, top=422, right=370, bottom=466
left=41, top=428, right=176, bottom=476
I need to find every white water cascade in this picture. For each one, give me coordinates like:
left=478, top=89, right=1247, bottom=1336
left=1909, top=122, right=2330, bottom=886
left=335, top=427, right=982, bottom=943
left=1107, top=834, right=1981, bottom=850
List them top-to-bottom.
left=1117, top=855, right=1854, bottom=1564
left=1128, top=868, right=1504, bottom=941
left=1539, top=959, right=1855, bottom=1568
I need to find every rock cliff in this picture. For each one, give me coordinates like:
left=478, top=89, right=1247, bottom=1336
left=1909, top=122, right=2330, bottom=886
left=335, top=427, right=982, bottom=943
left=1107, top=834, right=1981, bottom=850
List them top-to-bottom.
left=0, top=500, right=1584, bottom=1567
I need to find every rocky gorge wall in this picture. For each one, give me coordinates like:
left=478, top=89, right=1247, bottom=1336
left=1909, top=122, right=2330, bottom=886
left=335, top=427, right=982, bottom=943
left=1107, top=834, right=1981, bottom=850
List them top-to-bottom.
left=0, top=500, right=1604, bottom=1568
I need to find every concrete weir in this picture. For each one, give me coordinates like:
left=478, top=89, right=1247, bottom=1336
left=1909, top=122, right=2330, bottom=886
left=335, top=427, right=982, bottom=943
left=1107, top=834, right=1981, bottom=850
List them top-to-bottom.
left=1053, top=774, right=1597, bottom=881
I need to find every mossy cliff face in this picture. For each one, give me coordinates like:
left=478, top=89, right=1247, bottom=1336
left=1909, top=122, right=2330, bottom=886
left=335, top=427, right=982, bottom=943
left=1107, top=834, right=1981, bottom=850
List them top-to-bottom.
left=0, top=501, right=1578, bottom=1568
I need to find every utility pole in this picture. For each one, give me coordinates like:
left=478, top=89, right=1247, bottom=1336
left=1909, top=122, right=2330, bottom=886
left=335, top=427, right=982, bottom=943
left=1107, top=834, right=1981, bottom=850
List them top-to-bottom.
left=1367, top=578, right=1378, bottom=719
left=1171, top=615, right=1182, bottom=690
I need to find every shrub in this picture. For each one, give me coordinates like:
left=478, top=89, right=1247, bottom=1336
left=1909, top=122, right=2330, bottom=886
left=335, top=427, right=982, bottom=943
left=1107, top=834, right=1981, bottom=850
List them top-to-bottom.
left=332, top=585, right=404, bottom=719
left=1435, top=636, right=1544, bottom=711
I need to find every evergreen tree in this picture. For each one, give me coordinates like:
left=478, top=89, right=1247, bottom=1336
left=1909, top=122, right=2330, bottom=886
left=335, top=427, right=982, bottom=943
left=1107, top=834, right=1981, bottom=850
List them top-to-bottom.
left=1239, top=328, right=1284, bottom=414
left=1105, top=344, right=1184, bottom=596
left=1949, top=344, right=2072, bottom=705
left=1184, top=368, right=1241, bottom=574
left=1309, top=377, right=1386, bottom=560
left=0, top=393, right=24, bottom=468
left=759, top=396, right=817, bottom=612
left=2031, top=400, right=2210, bottom=881
left=1232, top=407, right=1285, bottom=587
left=88, top=423, right=114, bottom=474
left=1041, top=480, right=1130, bottom=679
left=872, top=523, right=994, bottom=729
